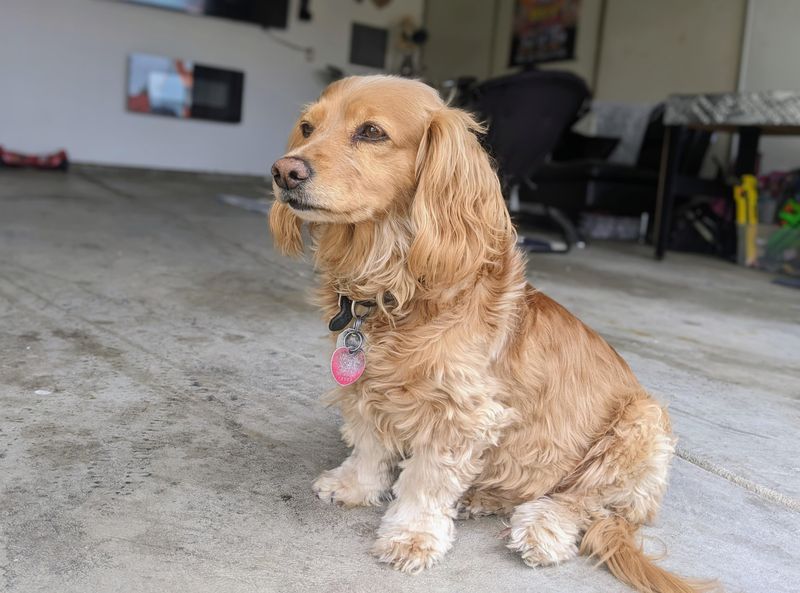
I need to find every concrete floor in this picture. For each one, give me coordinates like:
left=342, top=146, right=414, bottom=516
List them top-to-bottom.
left=1, top=167, right=798, bottom=593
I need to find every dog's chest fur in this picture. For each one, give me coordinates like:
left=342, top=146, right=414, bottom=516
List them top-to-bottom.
left=322, top=278, right=527, bottom=456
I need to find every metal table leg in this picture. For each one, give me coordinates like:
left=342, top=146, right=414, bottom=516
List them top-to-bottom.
left=653, top=125, right=686, bottom=260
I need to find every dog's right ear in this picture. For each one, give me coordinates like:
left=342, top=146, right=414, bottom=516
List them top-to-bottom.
left=269, top=201, right=304, bottom=256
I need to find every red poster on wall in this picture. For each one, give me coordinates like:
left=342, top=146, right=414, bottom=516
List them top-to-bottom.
left=509, top=0, right=580, bottom=67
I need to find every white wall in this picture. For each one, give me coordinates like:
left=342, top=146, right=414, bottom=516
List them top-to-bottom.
left=0, top=0, right=423, bottom=175
left=422, top=0, right=498, bottom=86
left=594, top=0, right=746, bottom=102
left=738, top=0, right=800, bottom=172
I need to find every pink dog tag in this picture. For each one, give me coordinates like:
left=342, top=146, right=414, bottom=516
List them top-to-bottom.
left=330, top=346, right=366, bottom=386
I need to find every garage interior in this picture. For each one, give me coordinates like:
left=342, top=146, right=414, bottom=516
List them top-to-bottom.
left=1, top=1, right=798, bottom=592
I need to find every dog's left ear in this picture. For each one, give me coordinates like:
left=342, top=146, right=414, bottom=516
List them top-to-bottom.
left=408, top=107, right=513, bottom=287
left=269, top=201, right=304, bottom=256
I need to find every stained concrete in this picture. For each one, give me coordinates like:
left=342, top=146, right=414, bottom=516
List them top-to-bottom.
left=1, top=167, right=798, bottom=593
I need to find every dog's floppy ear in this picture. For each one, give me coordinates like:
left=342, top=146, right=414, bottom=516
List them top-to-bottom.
left=408, top=107, right=513, bottom=287
left=269, top=201, right=304, bottom=256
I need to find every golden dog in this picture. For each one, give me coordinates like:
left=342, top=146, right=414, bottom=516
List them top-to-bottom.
left=269, top=75, right=713, bottom=593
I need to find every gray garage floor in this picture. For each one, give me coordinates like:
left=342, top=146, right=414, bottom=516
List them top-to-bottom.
left=1, top=167, right=798, bottom=593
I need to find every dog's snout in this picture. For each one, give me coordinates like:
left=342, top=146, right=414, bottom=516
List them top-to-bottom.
left=271, top=157, right=311, bottom=190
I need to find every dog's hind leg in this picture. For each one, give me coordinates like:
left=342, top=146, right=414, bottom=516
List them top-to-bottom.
left=507, top=396, right=675, bottom=567
left=582, top=397, right=675, bottom=526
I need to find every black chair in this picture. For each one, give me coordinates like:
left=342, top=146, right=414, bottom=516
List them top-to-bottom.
left=472, top=70, right=592, bottom=250
left=525, top=104, right=712, bottom=238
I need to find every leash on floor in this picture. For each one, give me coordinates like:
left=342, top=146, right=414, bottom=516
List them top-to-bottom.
left=676, top=446, right=800, bottom=513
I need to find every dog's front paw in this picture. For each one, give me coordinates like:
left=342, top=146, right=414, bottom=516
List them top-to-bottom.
left=312, top=467, right=389, bottom=508
left=372, top=515, right=454, bottom=573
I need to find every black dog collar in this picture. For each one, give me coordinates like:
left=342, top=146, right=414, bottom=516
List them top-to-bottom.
left=328, top=293, right=396, bottom=332
left=329, top=295, right=372, bottom=332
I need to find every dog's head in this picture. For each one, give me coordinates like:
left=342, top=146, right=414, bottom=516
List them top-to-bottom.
left=269, top=75, right=513, bottom=288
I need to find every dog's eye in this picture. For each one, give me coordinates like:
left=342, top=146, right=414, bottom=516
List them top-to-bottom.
left=300, top=122, right=314, bottom=138
left=355, top=123, right=388, bottom=142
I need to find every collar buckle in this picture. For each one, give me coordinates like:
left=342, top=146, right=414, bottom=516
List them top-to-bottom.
left=328, top=294, right=375, bottom=332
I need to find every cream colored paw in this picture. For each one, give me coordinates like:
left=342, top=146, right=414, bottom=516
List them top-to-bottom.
left=312, top=468, right=389, bottom=507
left=506, top=498, right=580, bottom=567
left=372, top=521, right=453, bottom=574
left=372, top=532, right=442, bottom=573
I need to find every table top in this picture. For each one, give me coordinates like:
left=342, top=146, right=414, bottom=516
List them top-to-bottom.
left=664, top=91, right=800, bottom=134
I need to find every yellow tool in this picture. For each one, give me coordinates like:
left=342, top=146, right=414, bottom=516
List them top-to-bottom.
left=733, top=174, right=759, bottom=265
left=743, top=174, right=759, bottom=225
left=733, top=183, right=747, bottom=224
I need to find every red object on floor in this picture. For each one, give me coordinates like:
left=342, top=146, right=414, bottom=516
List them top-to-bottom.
left=0, top=146, right=69, bottom=171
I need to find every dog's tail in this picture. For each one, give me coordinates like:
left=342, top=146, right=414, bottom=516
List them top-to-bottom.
left=579, top=516, right=720, bottom=593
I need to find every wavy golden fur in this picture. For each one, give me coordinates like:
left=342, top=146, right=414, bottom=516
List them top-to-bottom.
left=269, top=75, right=718, bottom=593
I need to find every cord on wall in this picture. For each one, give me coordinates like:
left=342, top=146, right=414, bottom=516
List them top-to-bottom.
left=265, top=30, right=315, bottom=62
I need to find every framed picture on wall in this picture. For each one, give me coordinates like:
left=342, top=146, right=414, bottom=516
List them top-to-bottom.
left=509, top=0, right=580, bottom=67
left=126, top=53, right=244, bottom=123
left=127, top=54, right=194, bottom=118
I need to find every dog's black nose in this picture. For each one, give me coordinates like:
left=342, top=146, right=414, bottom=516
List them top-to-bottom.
left=271, top=157, right=311, bottom=190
